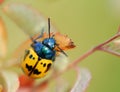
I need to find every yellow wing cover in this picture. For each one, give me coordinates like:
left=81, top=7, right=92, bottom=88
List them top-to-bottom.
left=21, top=47, right=52, bottom=78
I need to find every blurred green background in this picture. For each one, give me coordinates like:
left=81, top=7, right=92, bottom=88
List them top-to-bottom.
left=1, top=0, right=120, bottom=92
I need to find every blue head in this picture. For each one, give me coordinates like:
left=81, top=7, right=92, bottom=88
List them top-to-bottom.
left=42, top=38, right=56, bottom=50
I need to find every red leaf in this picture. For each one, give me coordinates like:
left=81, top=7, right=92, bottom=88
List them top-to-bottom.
left=0, top=0, right=4, bottom=4
left=19, top=75, right=34, bottom=87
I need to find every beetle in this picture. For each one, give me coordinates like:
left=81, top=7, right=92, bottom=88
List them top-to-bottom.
left=21, top=18, right=67, bottom=78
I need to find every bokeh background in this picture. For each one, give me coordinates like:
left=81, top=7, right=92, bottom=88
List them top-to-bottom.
left=1, top=0, right=120, bottom=92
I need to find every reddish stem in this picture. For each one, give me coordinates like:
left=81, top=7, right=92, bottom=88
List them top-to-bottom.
left=69, top=33, right=120, bottom=68
left=68, top=47, right=97, bottom=68
left=100, top=47, right=120, bottom=57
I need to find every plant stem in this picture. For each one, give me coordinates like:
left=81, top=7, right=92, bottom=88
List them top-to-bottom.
left=69, top=33, right=120, bottom=68
left=68, top=47, right=97, bottom=68
left=100, top=47, right=120, bottom=57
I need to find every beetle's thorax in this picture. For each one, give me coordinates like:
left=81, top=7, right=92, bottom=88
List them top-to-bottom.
left=42, top=38, right=56, bottom=50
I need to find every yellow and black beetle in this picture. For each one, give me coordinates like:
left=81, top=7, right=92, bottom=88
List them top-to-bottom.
left=21, top=18, right=67, bottom=78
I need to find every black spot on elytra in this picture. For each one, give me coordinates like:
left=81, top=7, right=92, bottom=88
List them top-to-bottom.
left=29, top=54, right=33, bottom=59
left=29, top=54, right=35, bottom=60
left=33, top=57, right=35, bottom=60
left=43, top=63, right=46, bottom=67
left=44, top=63, right=52, bottom=73
left=26, top=64, right=32, bottom=71
left=33, top=69, right=41, bottom=75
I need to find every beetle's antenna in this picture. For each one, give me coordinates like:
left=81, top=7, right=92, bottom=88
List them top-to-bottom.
left=48, top=18, right=50, bottom=38
left=55, top=44, right=68, bottom=57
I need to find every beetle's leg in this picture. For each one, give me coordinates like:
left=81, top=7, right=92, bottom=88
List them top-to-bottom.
left=34, top=28, right=44, bottom=40
left=23, top=49, right=30, bottom=60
